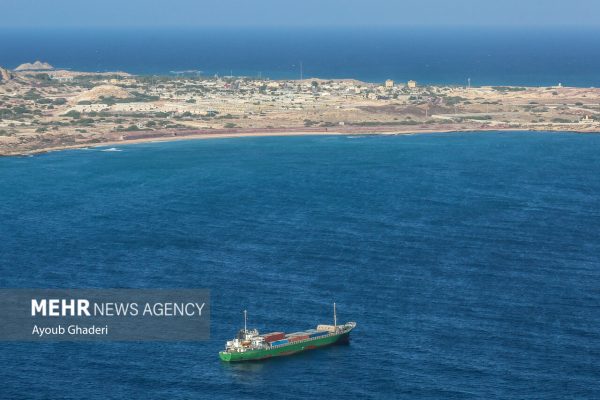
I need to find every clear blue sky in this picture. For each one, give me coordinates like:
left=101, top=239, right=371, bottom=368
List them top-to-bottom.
left=2, top=0, right=599, bottom=28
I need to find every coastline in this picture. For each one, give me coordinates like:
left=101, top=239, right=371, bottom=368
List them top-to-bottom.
left=3, top=67, right=600, bottom=157
left=2, top=126, right=598, bottom=157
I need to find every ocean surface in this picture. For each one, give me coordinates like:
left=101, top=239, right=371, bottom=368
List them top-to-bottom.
left=2, top=27, right=600, bottom=86
left=0, top=132, right=599, bottom=399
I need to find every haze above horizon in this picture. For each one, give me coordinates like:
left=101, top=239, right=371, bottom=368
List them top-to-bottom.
left=2, top=0, right=600, bottom=28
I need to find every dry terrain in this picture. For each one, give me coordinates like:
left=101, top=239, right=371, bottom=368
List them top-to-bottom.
left=1, top=67, right=599, bottom=155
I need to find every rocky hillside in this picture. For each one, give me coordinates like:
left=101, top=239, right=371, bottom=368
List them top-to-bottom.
left=14, top=61, right=54, bottom=71
left=0, top=66, right=14, bottom=82
left=71, top=84, right=131, bottom=103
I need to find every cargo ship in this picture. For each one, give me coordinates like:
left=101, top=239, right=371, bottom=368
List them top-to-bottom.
left=219, top=303, right=356, bottom=362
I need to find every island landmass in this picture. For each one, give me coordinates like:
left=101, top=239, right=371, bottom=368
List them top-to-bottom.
left=1, top=63, right=599, bottom=156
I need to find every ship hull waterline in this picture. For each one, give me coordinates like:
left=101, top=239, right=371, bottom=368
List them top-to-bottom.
left=219, top=331, right=351, bottom=362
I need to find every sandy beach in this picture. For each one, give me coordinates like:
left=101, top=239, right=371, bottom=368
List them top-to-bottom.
left=2, top=67, right=599, bottom=156
left=2, top=125, right=584, bottom=157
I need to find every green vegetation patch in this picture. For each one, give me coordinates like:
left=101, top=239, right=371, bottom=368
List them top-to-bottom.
left=492, top=86, right=527, bottom=92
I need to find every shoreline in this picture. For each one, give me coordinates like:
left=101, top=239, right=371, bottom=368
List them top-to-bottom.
left=3, top=67, right=600, bottom=157
left=2, top=126, right=598, bottom=157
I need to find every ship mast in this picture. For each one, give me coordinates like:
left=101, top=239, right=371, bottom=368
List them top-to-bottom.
left=333, top=302, right=337, bottom=328
left=244, top=310, right=247, bottom=333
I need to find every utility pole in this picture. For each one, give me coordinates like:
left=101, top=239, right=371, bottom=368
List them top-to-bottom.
left=468, top=77, right=471, bottom=90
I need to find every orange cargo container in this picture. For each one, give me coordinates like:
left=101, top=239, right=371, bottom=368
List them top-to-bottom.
left=263, top=332, right=285, bottom=342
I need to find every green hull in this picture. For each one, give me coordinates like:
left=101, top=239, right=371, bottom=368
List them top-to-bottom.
left=219, top=331, right=350, bottom=362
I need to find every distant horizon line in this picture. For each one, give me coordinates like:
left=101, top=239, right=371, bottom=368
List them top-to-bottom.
left=2, top=24, right=600, bottom=30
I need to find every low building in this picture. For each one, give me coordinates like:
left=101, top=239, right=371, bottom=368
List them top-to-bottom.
left=53, top=76, right=74, bottom=82
left=385, top=79, right=394, bottom=88
left=407, top=80, right=417, bottom=89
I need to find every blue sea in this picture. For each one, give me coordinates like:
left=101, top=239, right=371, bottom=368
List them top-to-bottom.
left=2, top=27, right=600, bottom=86
left=0, top=132, right=599, bottom=399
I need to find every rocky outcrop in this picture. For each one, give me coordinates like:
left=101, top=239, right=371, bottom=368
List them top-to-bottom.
left=14, top=61, right=54, bottom=71
left=0, top=66, right=14, bottom=82
left=70, top=85, right=131, bottom=103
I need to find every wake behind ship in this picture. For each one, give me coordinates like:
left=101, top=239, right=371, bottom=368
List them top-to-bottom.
left=219, top=304, right=356, bottom=362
